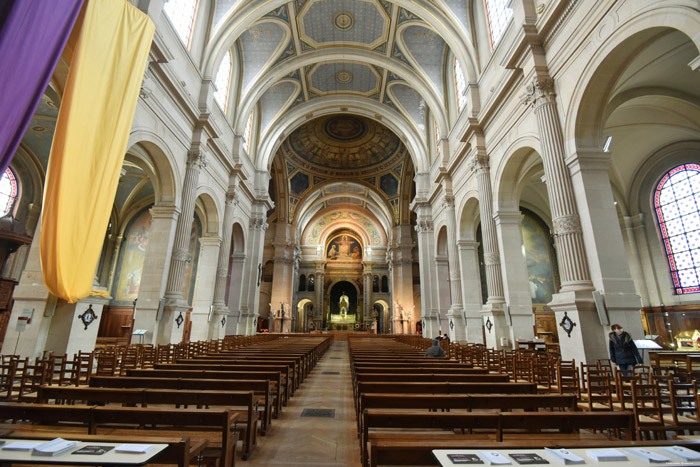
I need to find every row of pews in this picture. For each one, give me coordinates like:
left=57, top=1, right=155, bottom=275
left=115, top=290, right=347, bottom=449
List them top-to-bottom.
left=0, top=334, right=332, bottom=466
left=349, top=336, right=700, bottom=467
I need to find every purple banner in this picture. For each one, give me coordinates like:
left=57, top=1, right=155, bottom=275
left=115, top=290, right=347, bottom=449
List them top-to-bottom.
left=0, top=0, right=83, bottom=175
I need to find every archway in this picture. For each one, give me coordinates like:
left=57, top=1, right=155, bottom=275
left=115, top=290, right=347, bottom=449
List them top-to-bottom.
left=327, top=281, right=358, bottom=331
left=296, top=298, right=313, bottom=332
left=373, top=299, right=390, bottom=334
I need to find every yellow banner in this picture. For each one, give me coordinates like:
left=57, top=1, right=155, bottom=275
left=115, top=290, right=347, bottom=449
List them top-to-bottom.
left=41, top=0, right=154, bottom=303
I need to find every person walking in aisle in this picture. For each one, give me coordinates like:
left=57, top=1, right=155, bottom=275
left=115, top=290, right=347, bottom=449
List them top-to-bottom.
left=608, top=323, right=642, bottom=374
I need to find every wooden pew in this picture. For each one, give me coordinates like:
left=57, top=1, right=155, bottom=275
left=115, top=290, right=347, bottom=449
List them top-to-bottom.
left=89, top=375, right=274, bottom=439
left=36, top=385, right=260, bottom=458
left=0, top=402, right=240, bottom=467
left=361, top=410, right=634, bottom=466
left=1, top=429, right=205, bottom=467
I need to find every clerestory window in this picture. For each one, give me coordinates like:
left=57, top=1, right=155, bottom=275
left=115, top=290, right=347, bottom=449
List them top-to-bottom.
left=163, top=0, right=199, bottom=48
left=484, top=0, right=513, bottom=48
left=214, top=51, right=232, bottom=112
left=655, top=164, right=700, bottom=294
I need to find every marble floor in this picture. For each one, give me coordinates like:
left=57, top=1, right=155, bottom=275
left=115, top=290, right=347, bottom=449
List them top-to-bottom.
left=245, top=341, right=362, bottom=466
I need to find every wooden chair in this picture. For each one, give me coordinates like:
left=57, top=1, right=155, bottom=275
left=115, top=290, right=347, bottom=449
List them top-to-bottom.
left=0, top=358, right=18, bottom=400
left=556, top=359, right=579, bottom=397
left=17, top=362, right=49, bottom=401
left=579, top=367, right=614, bottom=411
left=630, top=379, right=668, bottom=440
left=663, top=380, right=700, bottom=434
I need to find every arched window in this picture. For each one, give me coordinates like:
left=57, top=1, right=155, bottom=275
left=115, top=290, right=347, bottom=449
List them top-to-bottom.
left=163, top=0, right=199, bottom=48
left=484, top=0, right=513, bottom=48
left=214, top=51, right=232, bottom=112
left=453, top=56, right=467, bottom=114
left=243, top=111, right=254, bottom=154
left=655, top=164, right=700, bottom=294
left=0, top=168, right=18, bottom=216
left=298, top=274, right=306, bottom=292
left=308, top=274, right=315, bottom=292
left=373, top=275, right=379, bottom=293
left=381, top=275, right=389, bottom=293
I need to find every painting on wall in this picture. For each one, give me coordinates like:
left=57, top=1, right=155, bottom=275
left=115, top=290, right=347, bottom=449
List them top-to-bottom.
left=114, top=208, right=152, bottom=301
left=521, top=209, right=559, bottom=305
left=181, top=214, right=202, bottom=305
left=326, top=234, right=362, bottom=262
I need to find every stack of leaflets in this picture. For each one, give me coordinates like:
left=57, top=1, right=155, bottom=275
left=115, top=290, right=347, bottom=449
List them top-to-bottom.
left=31, top=438, right=79, bottom=456
left=2, top=441, right=44, bottom=451
left=115, top=443, right=154, bottom=453
left=72, top=445, right=114, bottom=455
left=659, top=445, right=700, bottom=462
left=543, top=448, right=585, bottom=465
left=585, top=448, right=628, bottom=462
left=623, top=448, right=670, bottom=463
left=477, top=451, right=512, bottom=465
left=448, top=453, right=484, bottom=464
left=509, top=453, right=549, bottom=465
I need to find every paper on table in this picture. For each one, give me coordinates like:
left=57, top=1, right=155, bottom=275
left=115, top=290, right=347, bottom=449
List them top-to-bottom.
left=32, top=438, right=79, bottom=456
left=2, top=441, right=44, bottom=451
left=115, top=443, right=154, bottom=453
left=659, top=446, right=700, bottom=461
left=543, top=448, right=585, bottom=464
left=586, top=448, right=628, bottom=462
left=623, top=448, right=670, bottom=463
left=477, top=451, right=512, bottom=465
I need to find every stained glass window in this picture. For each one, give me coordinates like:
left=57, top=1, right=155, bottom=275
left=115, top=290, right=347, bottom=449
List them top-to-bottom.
left=163, top=0, right=199, bottom=48
left=484, top=0, right=513, bottom=48
left=214, top=51, right=232, bottom=112
left=454, top=56, right=467, bottom=114
left=243, top=111, right=254, bottom=154
left=655, top=164, right=700, bottom=294
left=0, top=168, right=18, bottom=216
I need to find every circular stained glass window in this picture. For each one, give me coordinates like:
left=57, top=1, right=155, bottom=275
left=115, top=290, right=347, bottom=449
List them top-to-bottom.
left=0, top=168, right=18, bottom=216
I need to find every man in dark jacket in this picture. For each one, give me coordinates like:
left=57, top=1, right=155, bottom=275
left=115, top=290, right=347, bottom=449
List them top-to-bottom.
left=608, top=323, right=642, bottom=373
left=424, top=338, right=446, bottom=357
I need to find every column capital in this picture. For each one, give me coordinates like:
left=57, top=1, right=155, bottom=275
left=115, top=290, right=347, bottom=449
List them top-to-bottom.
left=521, top=76, right=555, bottom=108
left=187, top=149, right=207, bottom=170
left=470, top=152, right=490, bottom=173
left=225, top=191, right=240, bottom=207
left=442, top=195, right=455, bottom=210
left=250, top=218, right=268, bottom=231
left=414, top=220, right=434, bottom=233
left=484, top=251, right=501, bottom=266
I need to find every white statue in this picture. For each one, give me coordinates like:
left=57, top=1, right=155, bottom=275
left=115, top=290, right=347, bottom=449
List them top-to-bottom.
left=339, top=292, right=349, bottom=318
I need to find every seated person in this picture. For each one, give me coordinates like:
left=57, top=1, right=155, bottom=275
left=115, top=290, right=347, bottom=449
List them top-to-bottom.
left=424, top=338, right=446, bottom=357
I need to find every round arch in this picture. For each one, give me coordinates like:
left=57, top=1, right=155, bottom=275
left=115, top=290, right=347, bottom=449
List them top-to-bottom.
left=125, top=132, right=179, bottom=204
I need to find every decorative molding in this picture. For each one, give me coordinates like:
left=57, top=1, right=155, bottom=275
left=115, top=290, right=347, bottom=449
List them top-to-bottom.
left=187, top=150, right=207, bottom=170
left=552, top=214, right=583, bottom=236
left=414, top=220, right=434, bottom=233
left=485, top=317, right=493, bottom=333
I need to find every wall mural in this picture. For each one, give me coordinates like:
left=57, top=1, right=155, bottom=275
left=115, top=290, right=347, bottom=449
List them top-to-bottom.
left=114, top=208, right=152, bottom=301
left=520, top=209, right=559, bottom=305
left=182, top=214, right=202, bottom=305
left=327, top=234, right=362, bottom=262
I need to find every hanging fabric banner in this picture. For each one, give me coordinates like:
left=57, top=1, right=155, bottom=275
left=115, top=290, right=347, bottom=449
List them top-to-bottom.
left=0, top=0, right=84, bottom=176
left=41, top=0, right=155, bottom=303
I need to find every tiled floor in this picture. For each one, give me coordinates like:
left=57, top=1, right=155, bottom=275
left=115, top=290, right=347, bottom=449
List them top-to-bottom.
left=246, top=341, right=362, bottom=466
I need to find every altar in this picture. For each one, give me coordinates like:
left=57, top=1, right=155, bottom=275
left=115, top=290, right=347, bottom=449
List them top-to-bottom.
left=328, top=291, right=357, bottom=330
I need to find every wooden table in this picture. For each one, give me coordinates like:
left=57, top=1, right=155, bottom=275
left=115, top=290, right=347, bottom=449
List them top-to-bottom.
left=0, top=438, right=168, bottom=466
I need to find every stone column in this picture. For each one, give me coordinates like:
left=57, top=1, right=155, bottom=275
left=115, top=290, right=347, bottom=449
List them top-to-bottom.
left=522, top=76, right=597, bottom=361
left=523, top=77, right=593, bottom=292
left=566, top=149, right=643, bottom=362
left=158, top=150, right=206, bottom=344
left=473, top=154, right=509, bottom=347
left=212, top=192, right=238, bottom=325
left=444, top=196, right=466, bottom=342
left=131, top=204, right=179, bottom=345
left=494, top=210, right=534, bottom=348
left=238, top=212, right=268, bottom=335
left=414, top=214, right=439, bottom=337
left=270, top=223, right=294, bottom=332
left=391, top=225, right=415, bottom=334
left=105, top=235, right=123, bottom=293
left=189, top=235, right=220, bottom=341
left=458, top=240, right=484, bottom=344
left=224, top=251, right=246, bottom=335
left=314, top=262, right=325, bottom=330
left=363, top=265, right=373, bottom=326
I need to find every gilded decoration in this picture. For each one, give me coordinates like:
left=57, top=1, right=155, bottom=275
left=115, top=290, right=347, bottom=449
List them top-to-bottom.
left=286, top=115, right=401, bottom=171
left=306, top=209, right=382, bottom=245
left=327, top=233, right=362, bottom=262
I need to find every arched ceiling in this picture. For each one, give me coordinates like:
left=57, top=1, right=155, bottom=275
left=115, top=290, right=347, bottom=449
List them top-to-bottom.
left=204, top=0, right=480, bottom=171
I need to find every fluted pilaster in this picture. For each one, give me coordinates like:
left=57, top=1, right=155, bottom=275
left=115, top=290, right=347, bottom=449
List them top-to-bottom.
left=522, top=77, right=592, bottom=290
left=164, top=150, right=206, bottom=299
left=473, top=155, right=505, bottom=302
left=212, top=192, right=238, bottom=308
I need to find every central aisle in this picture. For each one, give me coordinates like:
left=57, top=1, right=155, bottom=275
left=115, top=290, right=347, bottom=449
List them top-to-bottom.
left=247, top=340, right=362, bottom=466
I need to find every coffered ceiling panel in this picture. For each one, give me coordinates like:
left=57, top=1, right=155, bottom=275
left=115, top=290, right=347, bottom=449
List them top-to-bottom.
left=298, top=0, right=390, bottom=49
left=307, top=62, right=380, bottom=96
